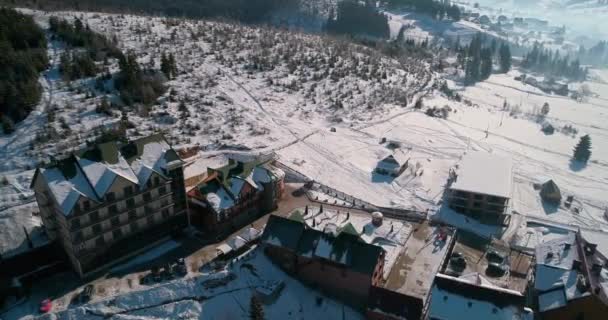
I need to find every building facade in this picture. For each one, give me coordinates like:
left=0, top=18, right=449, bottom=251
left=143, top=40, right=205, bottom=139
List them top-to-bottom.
left=31, top=135, right=187, bottom=277
left=447, top=151, right=513, bottom=225
left=187, top=157, right=284, bottom=233
left=261, top=215, right=385, bottom=306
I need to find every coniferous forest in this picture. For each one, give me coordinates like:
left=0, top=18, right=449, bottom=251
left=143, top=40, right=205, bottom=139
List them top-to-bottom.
left=326, top=1, right=390, bottom=39
left=0, top=8, right=48, bottom=133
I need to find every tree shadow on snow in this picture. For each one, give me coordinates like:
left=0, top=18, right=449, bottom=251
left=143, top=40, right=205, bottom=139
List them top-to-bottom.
left=569, top=160, right=587, bottom=172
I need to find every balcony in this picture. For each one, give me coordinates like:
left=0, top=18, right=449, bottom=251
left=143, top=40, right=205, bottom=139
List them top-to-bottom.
left=70, top=193, right=174, bottom=242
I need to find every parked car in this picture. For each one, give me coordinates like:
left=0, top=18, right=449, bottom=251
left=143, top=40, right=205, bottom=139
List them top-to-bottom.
left=486, top=250, right=506, bottom=263
left=450, top=255, right=467, bottom=270
left=175, top=258, right=187, bottom=276
left=486, top=262, right=508, bottom=277
left=39, top=299, right=52, bottom=313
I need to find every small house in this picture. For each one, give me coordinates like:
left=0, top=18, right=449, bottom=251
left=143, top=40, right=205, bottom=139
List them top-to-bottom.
left=375, top=154, right=408, bottom=177
left=540, top=179, right=561, bottom=203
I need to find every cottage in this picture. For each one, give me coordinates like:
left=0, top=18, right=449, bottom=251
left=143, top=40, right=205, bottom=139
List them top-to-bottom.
left=448, top=151, right=513, bottom=225
left=375, top=154, right=408, bottom=177
left=540, top=179, right=562, bottom=203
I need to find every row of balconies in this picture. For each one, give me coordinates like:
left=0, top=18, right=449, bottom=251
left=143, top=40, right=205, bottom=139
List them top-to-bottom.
left=70, top=192, right=174, bottom=241
left=72, top=202, right=177, bottom=251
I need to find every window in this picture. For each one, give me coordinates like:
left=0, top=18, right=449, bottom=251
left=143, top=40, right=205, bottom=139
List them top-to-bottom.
left=154, top=176, right=160, bottom=186
left=124, top=186, right=134, bottom=197
left=158, top=186, right=166, bottom=195
left=106, top=192, right=115, bottom=202
left=143, top=192, right=151, bottom=202
left=474, top=194, right=484, bottom=200
left=126, top=198, right=135, bottom=209
left=161, top=199, right=169, bottom=207
left=82, top=200, right=91, bottom=211
left=473, top=202, right=482, bottom=208
left=109, top=205, right=118, bottom=215
left=162, top=209, right=170, bottom=219
left=128, top=210, right=137, bottom=220
left=90, top=211, right=100, bottom=222
left=147, top=215, right=155, bottom=225
left=111, top=216, right=120, bottom=227
left=71, top=217, right=81, bottom=230
left=131, top=221, right=139, bottom=231
left=92, top=224, right=102, bottom=234
left=112, top=228, right=123, bottom=239
left=74, top=231, right=83, bottom=242
left=95, top=236, right=105, bottom=247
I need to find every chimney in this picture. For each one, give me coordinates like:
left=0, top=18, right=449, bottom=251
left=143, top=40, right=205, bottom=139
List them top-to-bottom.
left=585, top=243, right=597, bottom=256
left=572, top=259, right=582, bottom=271
left=591, top=263, right=602, bottom=275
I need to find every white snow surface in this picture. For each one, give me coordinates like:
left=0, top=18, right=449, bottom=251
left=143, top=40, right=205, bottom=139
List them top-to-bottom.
left=451, top=150, right=513, bottom=198
left=23, top=247, right=364, bottom=320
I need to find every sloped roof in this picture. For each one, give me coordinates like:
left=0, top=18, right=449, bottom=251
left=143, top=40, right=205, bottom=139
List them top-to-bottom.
left=33, top=134, right=181, bottom=216
left=451, top=151, right=513, bottom=198
left=39, top=157, right=100, bottom=215
left=540, top=180, right=561, bottom=199
left=261, top=215, right=305, bottom=251
left=262, top=215, right=383, bottom=275
left=429, top=274, right=530, bottom=320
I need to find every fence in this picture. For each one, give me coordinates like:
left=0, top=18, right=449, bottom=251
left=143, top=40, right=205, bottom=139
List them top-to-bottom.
left=274, top=160, right=427, bottom=222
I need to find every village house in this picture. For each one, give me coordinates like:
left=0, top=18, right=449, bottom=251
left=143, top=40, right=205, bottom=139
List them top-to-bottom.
left=30, top=134, right=188, bottom=277
left=448, top=151, right=513, bottom=225
left=374, top=154, right=408, bottom=177
left=187, top=155, right=284, bottom=233
left=260, top=214, right=386, bottom=307
left=533, top=232, right=608, bottom=320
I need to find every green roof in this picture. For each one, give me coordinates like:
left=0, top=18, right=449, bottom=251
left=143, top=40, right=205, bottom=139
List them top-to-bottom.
left=79, top=141, right=121, bottom=164
left=289, top=210, right=306, bottom=223
left=261, top=215, right=305, bottom=251
left=262, top=215, right=383, bottom=275
left=339, top=222, right=360, bottom=237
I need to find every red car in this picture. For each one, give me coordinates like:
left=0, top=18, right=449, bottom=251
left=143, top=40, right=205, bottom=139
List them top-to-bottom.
left=39, top=299, right=52, bottom=313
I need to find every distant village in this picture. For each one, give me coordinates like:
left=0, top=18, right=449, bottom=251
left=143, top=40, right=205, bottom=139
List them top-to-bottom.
left=1, top=133, right=607, bottom=320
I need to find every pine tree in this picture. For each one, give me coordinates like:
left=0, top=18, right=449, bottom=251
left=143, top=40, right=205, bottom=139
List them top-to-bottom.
left=499, top=43, right=512, bottom=73
left=480, top=48, right=493, bottom=80
left=160, top=52, right=171, bottom=79
left=169, top=53, right=178, bottom=78
left=541, top=102, right=550, bottom=116
left=572, top=135, right=592, bottom=163
left=249, top=295, right=264, bottom=320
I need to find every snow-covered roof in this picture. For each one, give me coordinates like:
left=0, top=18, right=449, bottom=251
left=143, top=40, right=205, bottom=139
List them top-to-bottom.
left=34, top=135, right=181, bottom=215
left=451, top=151, right=513, bottom=198
left=40, top=159, right=100, bottom=215
left=205, top=187, right=235, bottom=212
left=535, top=232, right=576, bottom=270
left=429, top=274, right=532, bottom=320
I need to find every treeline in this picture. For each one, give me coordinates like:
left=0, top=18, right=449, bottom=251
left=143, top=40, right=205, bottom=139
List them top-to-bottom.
left=0, top=0, right=292, bottom=24
left=385, top=0, right=461, bottom=20
left=327, top=1, right=390, bottom=39
left=0, top=8, right=48, bottom=133
left=49, top=17, right=122, bottom=61
left=457, top=34, right=511, bottom=85
left=578, top=41, right=608, bottom=67
left=522, top=43, right=587, bottom=81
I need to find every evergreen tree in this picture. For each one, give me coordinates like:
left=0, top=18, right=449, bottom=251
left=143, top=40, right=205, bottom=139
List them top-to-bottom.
left=499, top=43, right=512, bottom=73
left=480, top=48, right=493, bottom=80
left=160, top=52, right=171, bottom=79
left=169, top=53, right=178, bottom=78
left=541, top=102, right=550, bottom=116
left=572, top=135, right=592, bottom=163
left=249, top=295, right=264, bottom=320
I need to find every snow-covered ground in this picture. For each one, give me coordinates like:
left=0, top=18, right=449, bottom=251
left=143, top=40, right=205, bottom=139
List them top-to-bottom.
left=19, top=246, right=364, bottom=320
